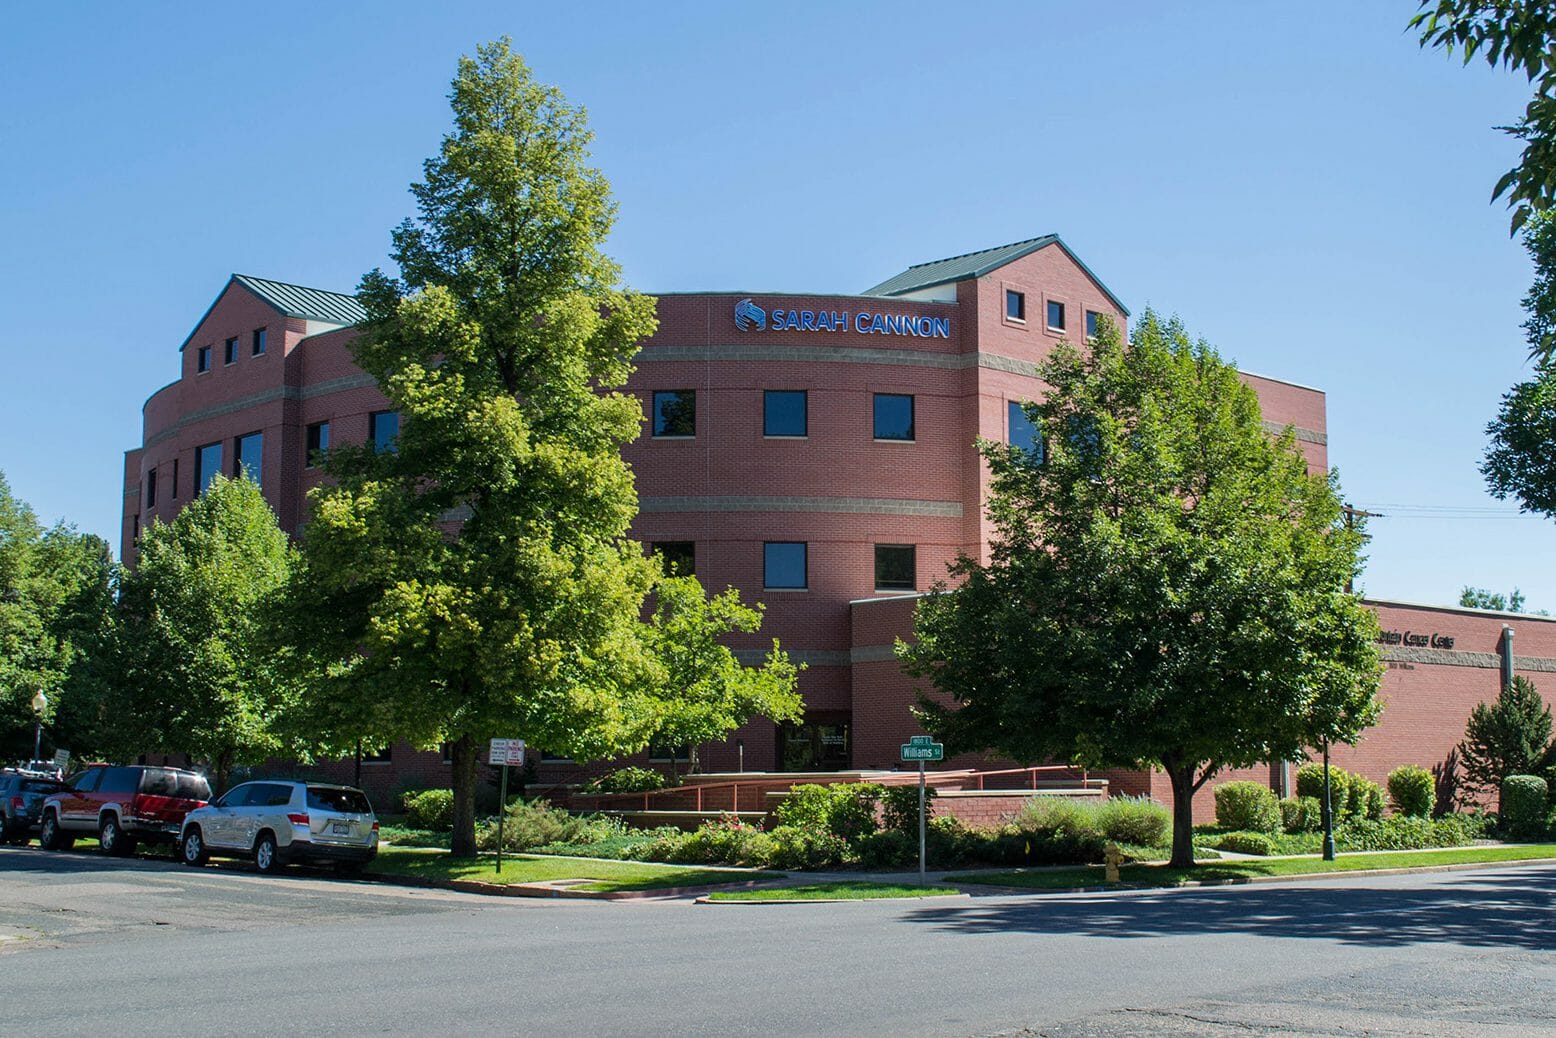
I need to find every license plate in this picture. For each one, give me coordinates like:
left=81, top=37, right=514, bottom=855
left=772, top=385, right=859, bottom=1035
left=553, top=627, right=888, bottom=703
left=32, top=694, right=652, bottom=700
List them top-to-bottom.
left=331, top=822, right=351, bottom=836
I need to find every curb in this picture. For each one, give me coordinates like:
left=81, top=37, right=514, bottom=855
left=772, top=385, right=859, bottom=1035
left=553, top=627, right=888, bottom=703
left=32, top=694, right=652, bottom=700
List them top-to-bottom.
left=356, top=869, right=774, bottom=901
left=695, top=892, right=971, bottom=905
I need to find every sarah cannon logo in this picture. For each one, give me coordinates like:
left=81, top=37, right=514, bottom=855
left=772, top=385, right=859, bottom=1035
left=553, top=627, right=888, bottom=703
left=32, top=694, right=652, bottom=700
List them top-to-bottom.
left=734, top=298, right=767, bottom=331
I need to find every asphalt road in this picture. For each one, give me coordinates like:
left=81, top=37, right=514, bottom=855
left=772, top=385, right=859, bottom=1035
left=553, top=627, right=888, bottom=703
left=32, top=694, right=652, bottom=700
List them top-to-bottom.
left=3, top=844, right=1555, bottom=1037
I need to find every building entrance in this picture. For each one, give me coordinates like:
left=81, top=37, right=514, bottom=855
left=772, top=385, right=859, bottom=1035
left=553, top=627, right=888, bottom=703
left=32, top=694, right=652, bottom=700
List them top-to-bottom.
left=779, top=718, right=850, bottom=771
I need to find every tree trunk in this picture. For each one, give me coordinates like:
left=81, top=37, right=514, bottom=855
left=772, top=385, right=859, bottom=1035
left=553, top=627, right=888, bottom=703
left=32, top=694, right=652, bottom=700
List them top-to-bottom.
left=450, top=733, right=479, bottom=858
left=1166, top=763, right=1196, bottom=868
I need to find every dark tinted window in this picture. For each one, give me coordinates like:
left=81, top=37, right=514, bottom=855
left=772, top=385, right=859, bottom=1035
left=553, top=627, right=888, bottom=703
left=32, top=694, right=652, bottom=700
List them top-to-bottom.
left=1006, top=290, right=1025, bottom=321
left=1047, top=300, right=1066, bottom=330
left=1085, top=310, right=1101, bottom=339
left=252, top=328, right=267, bottom=356
left=224, top=337, right=239, bottom=364
left=196, top=346, right=211, bottom=373
left=763, top=390, right=807, bottom=437
left=652, top=391, right=696, bottom=437
left=873, top=394, right=914, bottom=441
left=1008, top=401, right=1043, bottom=460
left=370, top=411, right=399, bottom=453
left=306, top=422, right=330, bottom=468
left=235, top=431, right=262, bottom=486
left=195, top=442, right=222, bottom=495
left=172, top=458, right=179, bottom=499
left=146, top=468, right=157, bottom=508
left=653, top=541, right=695, bottom=576
left=764, top=542, right=807, bottom=590
left=874, top=544, right=916, bottom=591
left=99, top=767, right=139, bottom=794
left=68, top=768, right=104, bottom=792
left=141, top=769, right=211, bottom=801
left=23, top=779, right=65, bottom=795
left=218, top=783, right=255, bottom=807
left=307, top=787, right=373, bottom=814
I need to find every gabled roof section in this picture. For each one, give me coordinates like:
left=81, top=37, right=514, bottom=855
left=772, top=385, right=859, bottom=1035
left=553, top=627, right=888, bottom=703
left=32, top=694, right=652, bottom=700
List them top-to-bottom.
left=863, top=234, right=1130, bottom=316
left=178, top=274, right=367, bottom=351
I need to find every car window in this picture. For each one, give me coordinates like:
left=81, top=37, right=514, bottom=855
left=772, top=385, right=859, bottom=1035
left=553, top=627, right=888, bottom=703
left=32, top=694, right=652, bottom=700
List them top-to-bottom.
left=99, top=767, right=139, bottom=794
left=68, top=768, right=104, bottom=793
left=139, top=769, right=180, bottom=797
left=177, top=773, right=213, bottom=801
left=22, top=780, right=65, bottom=795
left=217, top=783, right=254, bottom=808
left=259, top=784, right=295, bottom=807
left=306, top=787, right=373, bottom=814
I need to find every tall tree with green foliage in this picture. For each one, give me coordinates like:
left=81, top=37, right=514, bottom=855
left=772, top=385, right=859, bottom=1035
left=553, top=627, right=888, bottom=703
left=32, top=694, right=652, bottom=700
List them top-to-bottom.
left=1412, top=2, right=1556, bottom=250
left=291, top=40, right=799, bottom=857
left=1483, top=211, right=1556, bottom=513
left=899, top=313, right=1382, bottom=868
left=0, top=471, right=118, bottom=763
left=114, top=475, right=297, bottom=792
left=1459, top=586, right=1529, bottom=612
left=1457, top=676, right=1552, bottom=813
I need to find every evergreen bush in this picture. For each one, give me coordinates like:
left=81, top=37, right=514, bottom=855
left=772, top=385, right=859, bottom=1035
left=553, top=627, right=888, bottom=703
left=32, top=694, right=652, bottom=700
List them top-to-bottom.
left=1387, top=765, right=1437, bottom=817
left=578, top=767, right=668, bottom=795
left=1501, top=774, right=1549, bottom=840
left=1213, top=782, right=1282, bottom=833
left=401, top=788, right=454, bottom=831
left=1095, top=796, right=1171, bottom=846
left=1279, top=796, right=1323, bottom=833
left=1216, top=831, right=1276, bottom=856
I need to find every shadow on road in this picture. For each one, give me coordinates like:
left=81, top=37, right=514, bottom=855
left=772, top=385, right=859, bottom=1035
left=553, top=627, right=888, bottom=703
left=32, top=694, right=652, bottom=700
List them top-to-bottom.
left=907, top=867, right=1556, bottom=950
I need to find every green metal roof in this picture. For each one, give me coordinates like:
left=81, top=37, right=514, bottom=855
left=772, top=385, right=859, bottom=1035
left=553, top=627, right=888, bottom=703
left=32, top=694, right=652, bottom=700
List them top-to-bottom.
left=862, top=234, right=1130, bottom=316
left=232, top=274, right=367, bottom=324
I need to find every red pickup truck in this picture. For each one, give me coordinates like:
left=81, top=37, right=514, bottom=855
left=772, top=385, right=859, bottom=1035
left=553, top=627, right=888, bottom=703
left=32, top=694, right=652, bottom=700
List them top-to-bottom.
left=40, top=764, right=212, bottom=856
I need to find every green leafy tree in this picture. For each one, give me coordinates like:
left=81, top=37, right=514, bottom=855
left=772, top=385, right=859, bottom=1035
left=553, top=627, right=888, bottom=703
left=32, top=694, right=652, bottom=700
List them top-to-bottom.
left=1412, top=2, right=1556, bottom=245
left=291, top=41, right=798, bottom=857
left=899, top=313, right=1382, bottom=868
left=0, top=471, right=118, bottom=762
left=114, top=475, right=297, bottom=792
left=639, top=576, right=804, bottom=777
left=1459, top=586, right=1529, bottom=612
left=1457, top=676, right=1552, bottom=813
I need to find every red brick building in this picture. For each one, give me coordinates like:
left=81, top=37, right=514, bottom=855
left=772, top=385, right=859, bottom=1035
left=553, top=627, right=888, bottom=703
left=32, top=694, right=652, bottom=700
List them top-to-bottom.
left=122, top=238, right=1556, bottom=808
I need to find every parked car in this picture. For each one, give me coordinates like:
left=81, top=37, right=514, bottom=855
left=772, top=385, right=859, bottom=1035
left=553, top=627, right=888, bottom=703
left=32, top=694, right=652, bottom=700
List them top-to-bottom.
left=39, top=764, right=212, bottom=856
left=0, top=771, right=67, bottom=843
left=180, top=780, right=379, bottom=874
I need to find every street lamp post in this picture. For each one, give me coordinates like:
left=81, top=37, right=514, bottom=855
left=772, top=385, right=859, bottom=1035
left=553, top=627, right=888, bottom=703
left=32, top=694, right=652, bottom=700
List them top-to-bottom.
left=31, top=690, right=48, bottom=764
left=1321, top=737, right=1336, bottom=861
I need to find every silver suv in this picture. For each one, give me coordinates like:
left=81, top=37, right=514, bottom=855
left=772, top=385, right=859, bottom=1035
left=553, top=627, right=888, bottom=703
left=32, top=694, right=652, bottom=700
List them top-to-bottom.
left=179, top=780, right=378, bottom=874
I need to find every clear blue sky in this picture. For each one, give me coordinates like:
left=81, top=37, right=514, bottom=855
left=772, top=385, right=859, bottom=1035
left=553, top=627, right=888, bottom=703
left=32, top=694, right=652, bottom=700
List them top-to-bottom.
left=1, top=2, right=1547, bottom=607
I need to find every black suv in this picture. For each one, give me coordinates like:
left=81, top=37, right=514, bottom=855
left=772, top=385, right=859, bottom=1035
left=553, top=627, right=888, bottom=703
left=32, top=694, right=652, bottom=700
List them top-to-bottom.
left=1, top=770, right=67, bottom=843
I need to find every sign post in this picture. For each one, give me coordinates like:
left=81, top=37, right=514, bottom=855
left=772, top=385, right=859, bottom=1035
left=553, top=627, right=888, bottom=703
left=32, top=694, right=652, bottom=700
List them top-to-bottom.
left=899, top=735, right=943, bottom=883
left=488, top=738, right=525, bottom=874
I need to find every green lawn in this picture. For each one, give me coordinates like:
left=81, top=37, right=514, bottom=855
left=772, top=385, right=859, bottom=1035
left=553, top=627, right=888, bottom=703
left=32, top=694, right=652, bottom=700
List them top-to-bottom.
left=954, top=844, right=1556, bottom=890
left=366, top=845, right=781, bottom=892
left=707, top=881, right=962, bottom=902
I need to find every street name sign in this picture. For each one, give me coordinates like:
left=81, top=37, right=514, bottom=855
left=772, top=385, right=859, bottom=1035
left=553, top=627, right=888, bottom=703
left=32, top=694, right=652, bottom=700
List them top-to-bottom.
left=900, top=735, right=944, bottom=762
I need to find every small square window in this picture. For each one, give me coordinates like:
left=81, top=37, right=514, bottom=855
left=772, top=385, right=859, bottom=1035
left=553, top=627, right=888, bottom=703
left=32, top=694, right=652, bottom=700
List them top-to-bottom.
left=1006, top=290, right=1025, bottom=321
left=1047, top=300, right=1066, bottom=331
left=1085, top=311, right=1101, bottom=339
left=252, top=328, right=267, bottom=356
left=224, top=337, right=239, bottom=365
left=196, top=346, right=212, bottom=373
left=652, top=390, right=696, bottom=437
left=763, top=390, right=807, bottom=437
left=873, top=393, right=915, bottom=441
left=1008, top=400, right=1044, bottom=461
left=370, top=411, right=399, bottom=453
left=306, top=421, right=330, bottom=468
left=652, top=541, right=696, bottom=576
left=764, top=542, right=807, bottom=590
left=874, top=544, right=916, bottom=591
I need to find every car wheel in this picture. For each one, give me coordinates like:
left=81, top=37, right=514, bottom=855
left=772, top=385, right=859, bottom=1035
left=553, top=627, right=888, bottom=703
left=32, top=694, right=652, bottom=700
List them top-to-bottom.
left=39, top=813, right=73, bottom=852
left=100, top=816, right=135, bottom=857
left=181, top=827, right=208, bottom=867
left=254, top=832, right=281, bottom=875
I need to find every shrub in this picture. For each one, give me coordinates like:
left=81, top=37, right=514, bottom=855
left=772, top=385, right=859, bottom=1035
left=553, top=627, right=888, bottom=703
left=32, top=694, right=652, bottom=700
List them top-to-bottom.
left=1296, top=762, right=1351, bottom=819
left=1387, top=766, right=1437, bottom=818
left=578, top=767, right=667, bottom=795
left=1501, top=774, right=1549, bottom=840
left=1351, top=777, right=1385, bottom=821
left=1214, top=782, right=1282, bottom=833
left=773, top=783, right=882, bottom=840
left=880, top=784, right=935, bottom=836
left=401, top=788, right=454, bottom=831
left=1015, top=796, right=1102, bottom=840
left=1095, top=796, right=1170, bottom=846
left=1279, top=796, right=1323, bottom=833
left=476, top=798, right=616, bottom=851
left=1336, top=815, right=1479, bottom=852
left=667, top=816, right=774, bottom=866
left=766, top=825, right=850, bottom=870
left=856, top=829, right=916, bottom=870
left=1216, top=831, right=1276, bottom=856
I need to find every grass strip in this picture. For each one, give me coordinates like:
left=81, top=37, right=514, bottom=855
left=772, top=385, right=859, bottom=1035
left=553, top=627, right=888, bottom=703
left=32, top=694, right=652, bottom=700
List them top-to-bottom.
left=954, top=843, right=1556, bottom=890
left=368, top=845, right=779, bottom=892
left=708, top=881, right=962, bottom=902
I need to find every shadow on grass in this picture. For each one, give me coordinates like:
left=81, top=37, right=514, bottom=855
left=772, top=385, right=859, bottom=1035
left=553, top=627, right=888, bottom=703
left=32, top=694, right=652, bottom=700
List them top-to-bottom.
left=906, top=865, right=1556, bottom=950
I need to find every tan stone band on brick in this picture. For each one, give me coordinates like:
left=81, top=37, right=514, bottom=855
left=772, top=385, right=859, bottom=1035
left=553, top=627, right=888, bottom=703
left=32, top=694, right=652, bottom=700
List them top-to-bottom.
left=143, top=374, right=379, bottom=450
left=1261, top=420, right=1328, bottom=446
left=640, top=496, right=963, bottom=517
left=850, top=644, right=901, bottom=664
left=1382, top=647, right=1556, bottom=672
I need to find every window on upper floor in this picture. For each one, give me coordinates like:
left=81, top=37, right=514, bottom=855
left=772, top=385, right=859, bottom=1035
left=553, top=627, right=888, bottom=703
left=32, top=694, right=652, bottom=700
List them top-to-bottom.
left=1006, top=289, right=1025, bottom=322
left=1047, top=300, right=1066, bottom=331
left=1085, top=310, right=1101, bottom=340
left=252, top=328, right=267, bottom=356
left=224, top=337, right=239, bottom=365
left=196, top=346, right=212, bottom=373
left=652, top=390, right=696, bottom=437
left=763, top=390, right=807, bottom=437
left=873, top=393, right=915, bottom=441
left=1008, top=400, right=1044, bottom=462
left=370, top=411, right=399, bottom=453
left=306, top=421, right=330, bottom=468
left=235, top=431, right=262, bottom=486
left=195, top=442, right=222, bottom=496
left=171, top=458, right=179, bottom=499
left=145, top=468, right=157, bottom=509
left=652, top=541, right=696, bottom=577
left=764, top=541, right=807, bottom=590
left=874, top=544, right=916, bottom=591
